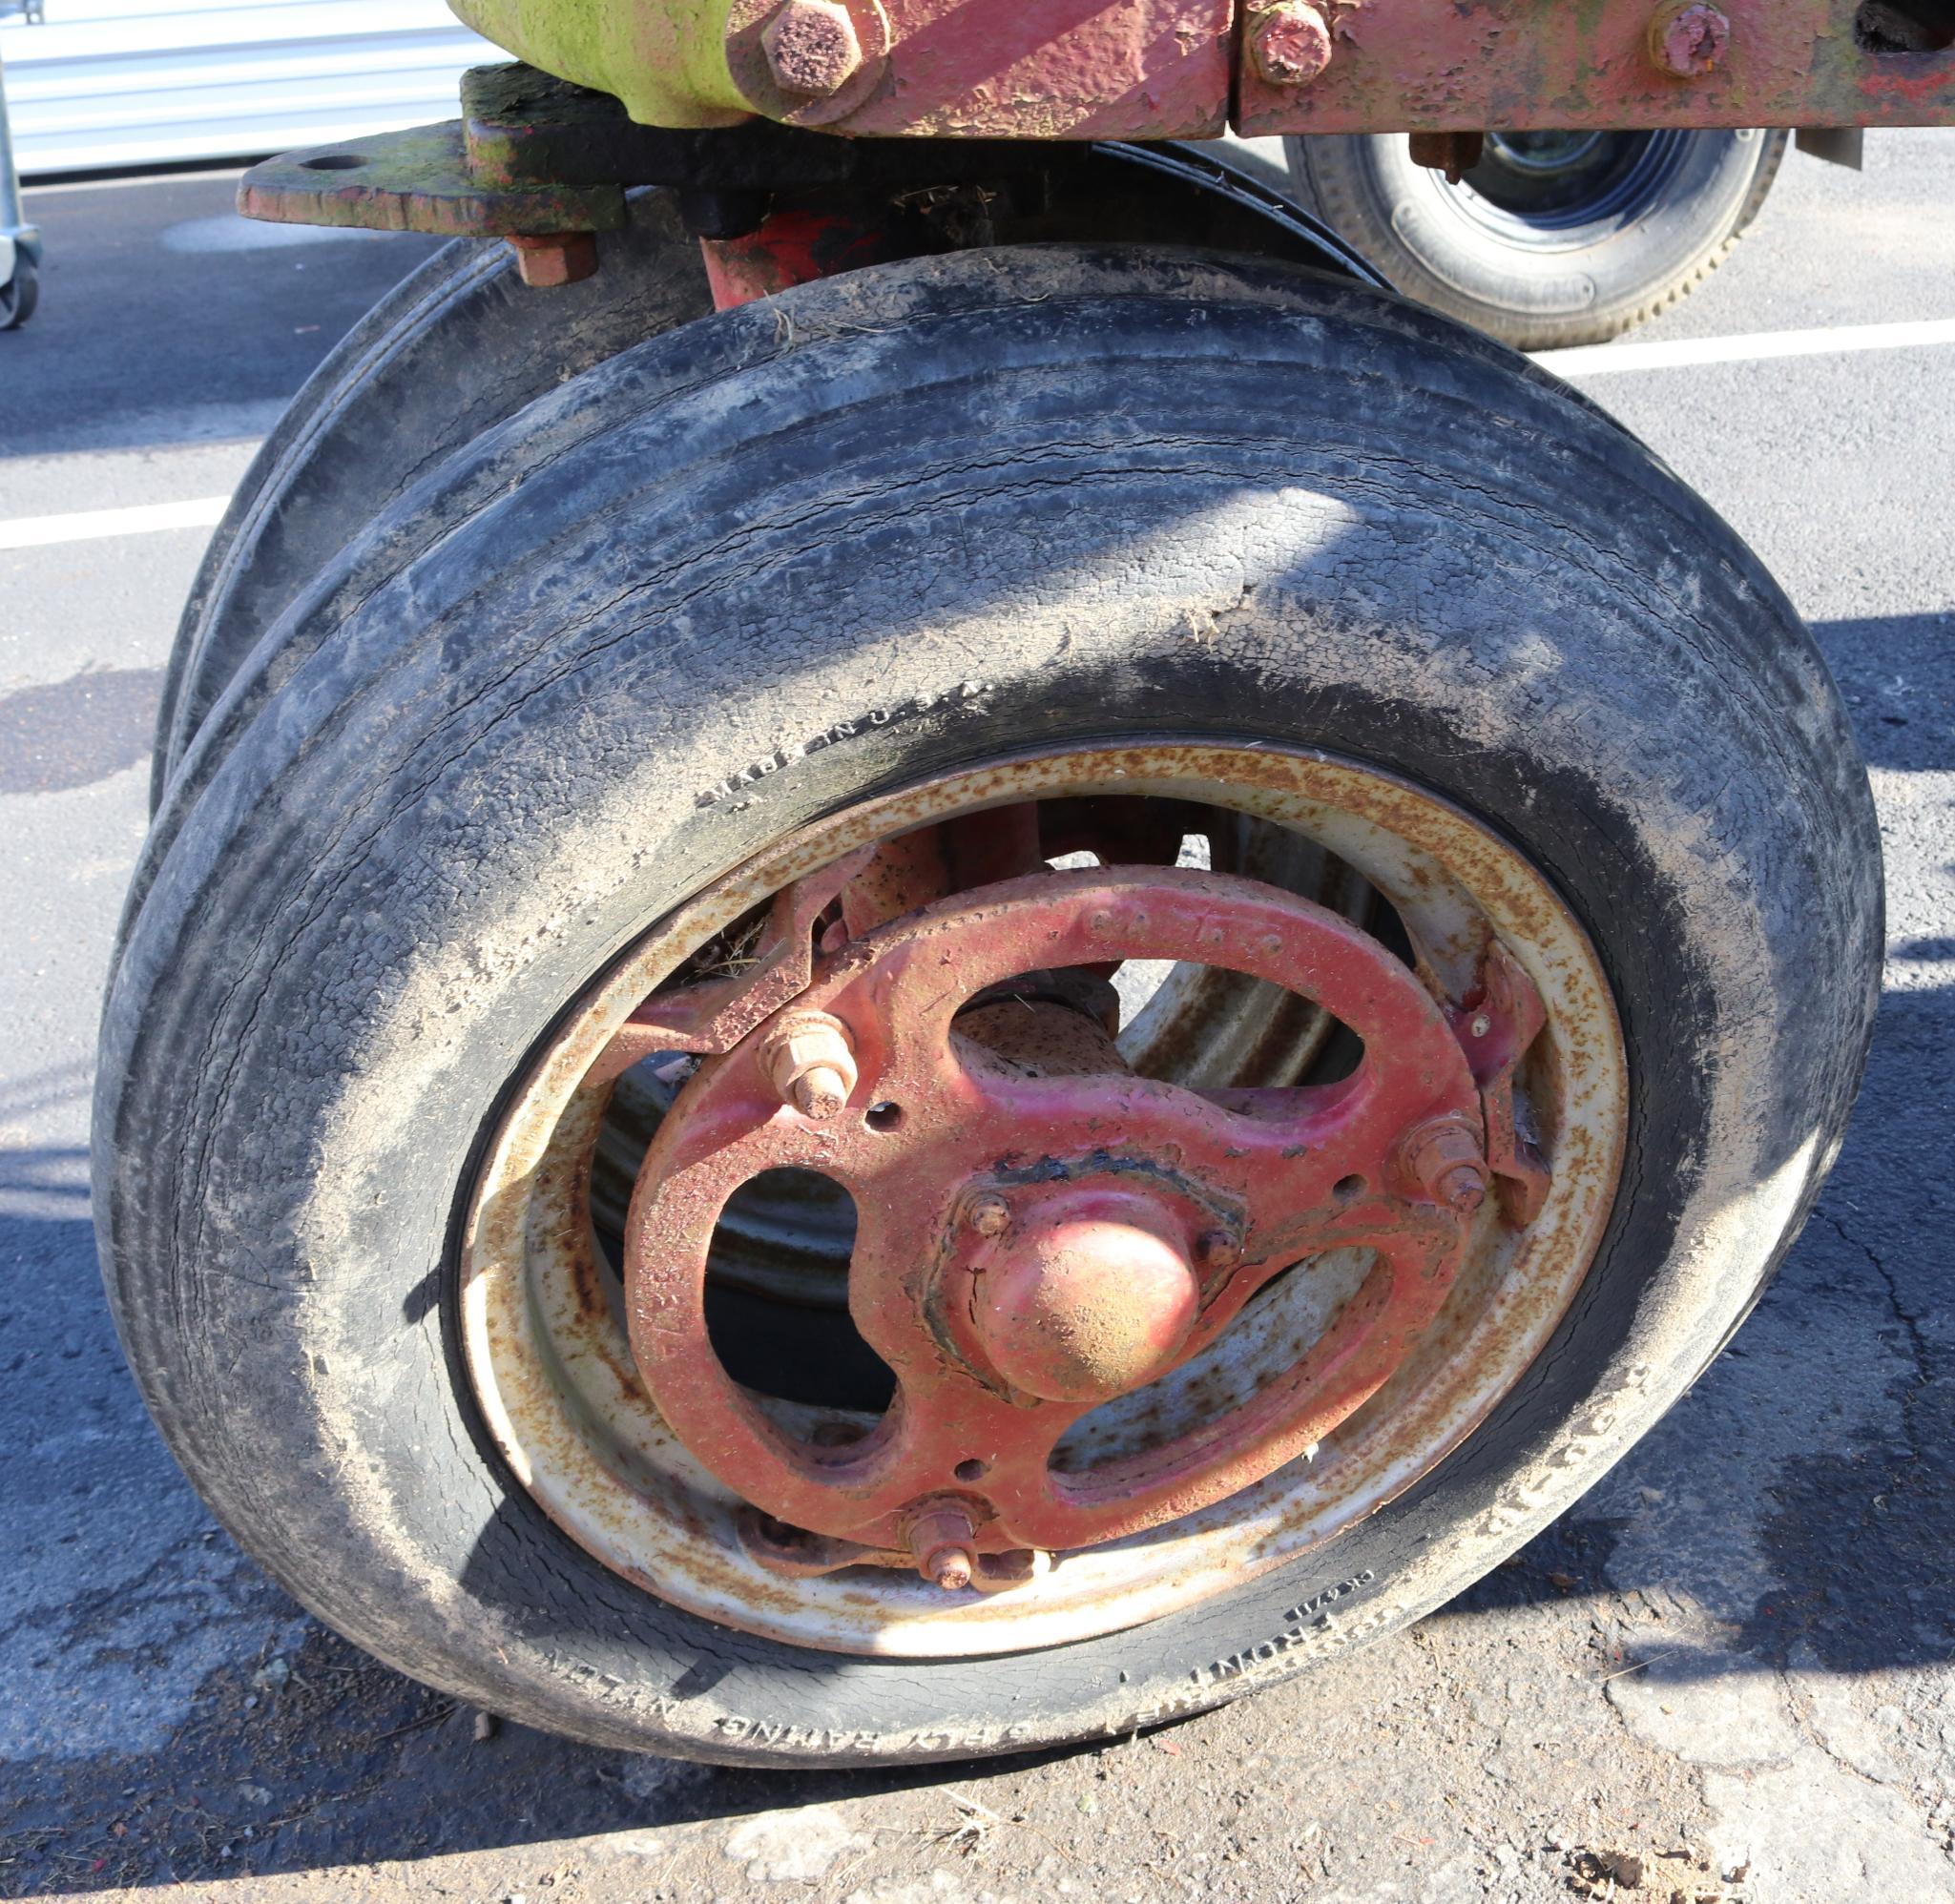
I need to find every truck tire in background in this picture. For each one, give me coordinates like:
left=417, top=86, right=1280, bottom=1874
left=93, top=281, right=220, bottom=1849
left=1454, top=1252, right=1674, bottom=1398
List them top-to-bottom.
left=1285, top=130, right=1789, bottom=350
left=0, top=253, right=36, bottom=329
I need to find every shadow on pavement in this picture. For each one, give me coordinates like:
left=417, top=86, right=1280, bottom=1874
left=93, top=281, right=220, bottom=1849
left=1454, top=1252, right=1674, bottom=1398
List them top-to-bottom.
left=0, top=176, right=443, bottom=462
left=0, top=669, right=163, bottom=797
left=7, top=970, right=1948, bottom=1892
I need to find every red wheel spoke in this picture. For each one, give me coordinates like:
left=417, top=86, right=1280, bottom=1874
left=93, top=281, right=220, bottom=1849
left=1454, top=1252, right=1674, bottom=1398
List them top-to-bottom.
left=943, top=803, right=1045, bottom=889
left=841, top=827, right=950, bottom=936
left=588, top=846, right=873, bottom=1085
left=621, top=859, right=1513, bottom=1574
left=1177, top=1186, right=1454, bottom=1362
left=1020, top=1219, right=1464, bottom=1550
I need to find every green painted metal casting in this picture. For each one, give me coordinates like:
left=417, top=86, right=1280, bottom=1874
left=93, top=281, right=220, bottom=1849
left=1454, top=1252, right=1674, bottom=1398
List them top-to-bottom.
left=447, top=0, right=1955, bottom=140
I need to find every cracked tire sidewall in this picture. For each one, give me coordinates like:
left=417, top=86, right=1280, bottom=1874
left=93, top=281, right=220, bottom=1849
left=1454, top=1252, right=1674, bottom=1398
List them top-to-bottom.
left=150, top=194, right=716, bottom=812
left=97, top=246, right=1882, bottom=1767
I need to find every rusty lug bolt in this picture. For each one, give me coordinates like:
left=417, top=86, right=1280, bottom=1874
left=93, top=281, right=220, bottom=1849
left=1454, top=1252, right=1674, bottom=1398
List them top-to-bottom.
left=762, top=0, right=863, bottom=96
left=1249, top=2, right=1335, bottom=87
left=1650, top=2, right=1732, bottom=76
left=505, top=233, right=599, bottom=290
left=760, top=1011, right=859, bottom=1120
left=1400, top=1118, right=1489, bottom=1215
left=1438, top=1165, right=1487, bottom=1214
left=967, top=1193, right=1011, bottom=1238
left=909, top=1503, right=979, bottom=1592
left=926, top=1544, right=974, bottom=1592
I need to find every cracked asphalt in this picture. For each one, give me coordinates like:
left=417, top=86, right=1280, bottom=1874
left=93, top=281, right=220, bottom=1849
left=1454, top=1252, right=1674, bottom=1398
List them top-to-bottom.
left=1, top=138, right=1952, bottom=1902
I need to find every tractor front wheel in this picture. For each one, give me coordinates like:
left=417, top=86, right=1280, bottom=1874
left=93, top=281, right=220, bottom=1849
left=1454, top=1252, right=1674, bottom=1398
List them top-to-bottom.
left=99, top=245, right=1878, bottom=1765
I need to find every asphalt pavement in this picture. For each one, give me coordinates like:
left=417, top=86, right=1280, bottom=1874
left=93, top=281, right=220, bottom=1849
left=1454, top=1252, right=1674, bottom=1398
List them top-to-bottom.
left=1, top=138, right=1952, bottom=1902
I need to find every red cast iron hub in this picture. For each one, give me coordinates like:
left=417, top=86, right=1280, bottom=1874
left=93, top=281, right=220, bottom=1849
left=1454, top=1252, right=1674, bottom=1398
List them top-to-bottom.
left=617, top=859, right=1496, bottom=1565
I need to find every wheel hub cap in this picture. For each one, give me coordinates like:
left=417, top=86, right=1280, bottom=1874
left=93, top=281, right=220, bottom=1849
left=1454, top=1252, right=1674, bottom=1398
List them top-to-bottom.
left=969, top=1190, right=1200, bottom=1404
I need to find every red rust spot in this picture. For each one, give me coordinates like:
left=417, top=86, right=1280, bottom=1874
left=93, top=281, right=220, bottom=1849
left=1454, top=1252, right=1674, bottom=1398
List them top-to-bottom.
left=1236, top=0, right=1955, bottom=137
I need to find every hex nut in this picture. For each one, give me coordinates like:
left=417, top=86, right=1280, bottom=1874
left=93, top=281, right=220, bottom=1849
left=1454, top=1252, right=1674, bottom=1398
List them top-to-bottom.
left=763, top=0, right=863, bottom=96
left=1250, top=2, right=1335, bottom=88
left=1408, top=131, right=1485, bottom=180
left=505, top=233, right=599, bottom=289
left=761, top=1012, right=860, bottom=1120
left=1399, top=1117, right=1488, bottom=1213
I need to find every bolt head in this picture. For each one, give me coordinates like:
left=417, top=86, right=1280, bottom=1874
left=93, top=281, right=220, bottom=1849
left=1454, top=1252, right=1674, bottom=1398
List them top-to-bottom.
left=763, top=0, right=863, bottom=96
left=1251, top=3, right=1334, bottom=87
left=1651, top=3, right=1731, bottom=76
left=506, top=233, right=598, bottom=290
left=792, top=1065, right=851, bottom=1120
left=967, top=1193, right=1012, bottom=1238
left=908, top=1503, right=980, bottom=1590
left=926, top=1544, right=975, bottom=1592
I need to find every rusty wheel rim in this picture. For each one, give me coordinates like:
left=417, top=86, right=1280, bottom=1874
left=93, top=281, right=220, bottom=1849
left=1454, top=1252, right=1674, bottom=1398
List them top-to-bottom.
left=461, top=743, right=1625, bottom=1657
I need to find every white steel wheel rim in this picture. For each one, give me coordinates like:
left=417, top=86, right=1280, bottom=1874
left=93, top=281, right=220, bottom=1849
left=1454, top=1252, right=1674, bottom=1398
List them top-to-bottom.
left=460, top=742, right=1627, bottom=1658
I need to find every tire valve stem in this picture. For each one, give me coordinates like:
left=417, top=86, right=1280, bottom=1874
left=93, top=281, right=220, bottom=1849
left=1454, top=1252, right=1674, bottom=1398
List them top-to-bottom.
left=909, top=1503, right=980, bottom=1592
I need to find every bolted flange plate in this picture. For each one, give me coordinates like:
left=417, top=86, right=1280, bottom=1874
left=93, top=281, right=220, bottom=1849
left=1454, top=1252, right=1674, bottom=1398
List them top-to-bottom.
left=622, top=863, right=1487, bottom=1560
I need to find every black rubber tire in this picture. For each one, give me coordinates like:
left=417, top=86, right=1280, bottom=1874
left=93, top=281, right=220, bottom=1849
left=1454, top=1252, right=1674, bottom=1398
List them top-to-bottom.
left=1285, top=129, right=1789, bottom=350
left=148, top=150, right=1369, bottom=817
left=149, top=193, right=715, bottom=812
left=99, top=245, right=1880, bottom=1767
left=0, top=255, right=38, bottom=331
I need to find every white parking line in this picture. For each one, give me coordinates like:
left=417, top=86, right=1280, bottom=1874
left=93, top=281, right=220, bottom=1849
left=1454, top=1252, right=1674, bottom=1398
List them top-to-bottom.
left=1536, top=316, right=1955, bottom=378
left=0, top=496, right=229, bottom=551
